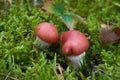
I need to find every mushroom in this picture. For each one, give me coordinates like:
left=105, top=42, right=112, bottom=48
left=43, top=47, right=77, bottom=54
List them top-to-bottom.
left=34, top=22, right=58, bottom=48
left=60, top=30, right=89, bottom=69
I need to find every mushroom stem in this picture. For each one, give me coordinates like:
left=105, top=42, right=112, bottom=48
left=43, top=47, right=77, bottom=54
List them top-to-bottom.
left=35, top=36, right=50, bottom=48
left=68, top=52, right=85, bottom=69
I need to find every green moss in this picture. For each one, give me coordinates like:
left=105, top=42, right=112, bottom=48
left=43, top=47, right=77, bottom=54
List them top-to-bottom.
left=0, top=0, right=120, bottom=80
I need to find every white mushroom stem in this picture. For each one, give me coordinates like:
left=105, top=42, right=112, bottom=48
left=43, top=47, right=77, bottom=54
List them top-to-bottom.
left=35, top=36, right=50, bottom=48
left=68, top=52, right=85, bottom=69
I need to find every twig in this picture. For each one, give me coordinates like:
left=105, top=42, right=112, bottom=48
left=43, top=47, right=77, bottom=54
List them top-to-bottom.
left=8, top=0, right=12, bottom=6
left=54, top=63, right=65, bottom=80
left=58, top=64, right=64, bottom=75
left=5, top=71, right=11, bottom=80
left=0, top=73, right=18, bottom=80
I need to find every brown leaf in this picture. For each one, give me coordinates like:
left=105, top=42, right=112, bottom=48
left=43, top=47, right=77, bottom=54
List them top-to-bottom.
left=100, top=22, right=120, bottom=44
left=100, top=28, right=120, bottom=44
left=112, top=28, right=120, bottom=36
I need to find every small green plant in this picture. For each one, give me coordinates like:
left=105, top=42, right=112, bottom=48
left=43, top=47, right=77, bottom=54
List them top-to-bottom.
left=42, top=0, right=87, bottom=30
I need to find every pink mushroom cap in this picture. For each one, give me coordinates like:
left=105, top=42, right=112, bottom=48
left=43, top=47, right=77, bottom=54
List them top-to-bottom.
left=35, top=22, right=58, bottom=43
left=60, top=30, right=89, bottom=56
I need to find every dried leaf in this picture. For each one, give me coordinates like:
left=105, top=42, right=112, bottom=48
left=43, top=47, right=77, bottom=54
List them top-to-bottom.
left=100, top=22, right=120, bottom=44
left=100, top=28, right=120, bottom=44
left=112, top=28, right=120, bottom=36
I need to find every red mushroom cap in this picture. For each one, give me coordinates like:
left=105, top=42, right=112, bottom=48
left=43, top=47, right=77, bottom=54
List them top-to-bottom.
left=35, top=22, right=58, bottom=43
left=60, top=30, right=89, bottom=56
